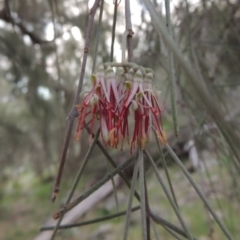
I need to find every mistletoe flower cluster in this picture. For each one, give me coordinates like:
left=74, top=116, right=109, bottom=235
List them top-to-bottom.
left=75, top=63, right=166, bottom=153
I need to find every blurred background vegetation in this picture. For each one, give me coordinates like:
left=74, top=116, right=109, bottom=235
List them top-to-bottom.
left=1, top=0, right=240, bottom=239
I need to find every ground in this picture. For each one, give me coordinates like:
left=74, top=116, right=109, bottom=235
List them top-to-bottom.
left=0, top=152, right=239, bottom=240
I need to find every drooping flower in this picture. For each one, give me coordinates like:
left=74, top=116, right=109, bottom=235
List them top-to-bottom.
left=75, top=63, right=166, bottom=153
left=74, top=66, right=106, bottom=143
left=104, top=66, right=121, bottom=148
left=142, top=71, right=166, bottom=144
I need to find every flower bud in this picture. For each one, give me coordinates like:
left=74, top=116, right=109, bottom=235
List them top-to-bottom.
left=96, top=66, right=105, bottom=79
left=105, top=66, right=115, bottom=80
left=127, top=68, right=134, bottom=82
left=134, top=69, right=143, bottom=83
left=144, top=72, right=153, bottom=84
left=91, top=74, right=97, bottom=85
left=89, top=94, right=99, bottom=106
left=131, top=100, right=138, bottom=111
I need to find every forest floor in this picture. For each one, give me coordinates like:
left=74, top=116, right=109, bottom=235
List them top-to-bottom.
left=0, top=151, right=239, bottom=240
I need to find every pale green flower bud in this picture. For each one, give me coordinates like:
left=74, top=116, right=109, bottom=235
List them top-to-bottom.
left=96, top=66, right=105, bottom=79
left=105, top=66, right=115, bottom=80
left=127, top=68, right=134, bottom=82
left=134, top=69, right=143, bottom=83
left=144, top=72, right=153, bottom=84
left=89, top=94, right=99, bottom=106
left=131, top=100, right=138, bottom=111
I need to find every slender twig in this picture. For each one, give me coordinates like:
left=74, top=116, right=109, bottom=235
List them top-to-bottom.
left=48, top=0, right=61, bottom=103
left=51, top=0, right=101, bottom=202
left=92, top=0, right=104, bottom=72
left=108, top=0, right=120, bottom=211
left=111, top=0, right=119, bottom=61
left=125, top=0, right=134, bottom=62
left=142, top=0, right=240, bottom=164
left=164, top=0, right=179, bottom=137
left=0, top=1, right=50, bottom=44
left=188, top=27, right=208, bottom=94
left=121, top=31, right=128, bottom=62
left=104, top=61, right=138, bottom=69
left=84, top=125, right=141, bottom=201
left=84, top=126, right=193, bottom=237
left=153, top=129, right=179, bottom=209
left=50, top=130, right=100, bottom=240
left=165, top=143, right=235, bottom=240
left=200, top=146, right=229, bottom=226
left=139, top=149, right=148, bottom=240
left=145, top=149, right=194, bottom=240
left=53, top=154, right=136, bottom=219
left=105, top=156, right=119, bottom=218
left=123, top=159, right=139, bottom=240
left=144, top=163, right=151, bottom=240
left=40, top=206, right=140, bottom=231
left=150, top=212, right=197, bottom=240
left=151, top=220, right=161, bottom=240
left=161, top=226, right=183, bottom=240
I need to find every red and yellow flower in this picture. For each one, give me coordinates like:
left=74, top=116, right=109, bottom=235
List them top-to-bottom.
left=75, top=63, right=166, bottom=153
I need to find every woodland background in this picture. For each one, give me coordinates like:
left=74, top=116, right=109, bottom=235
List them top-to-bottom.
left=0, top=0, right=240, bottom=239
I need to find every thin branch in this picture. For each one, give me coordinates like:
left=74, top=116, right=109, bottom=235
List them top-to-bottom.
left=48, top=0, right=61, bottom=102
left=51, top=0, right=101, bottom=202
left=92, top=0, right=104, bottom=72
left=110, top=0, right=119, bottom=61
left=125, top=0, right=134, bottom=62
left=142, top=0, right=240, bottom=165
left=164, top=0, right=179, bottom=137
left=0, top=4, right=50, bottom=44
left=84, top=126, right=194, bottom=238
left=153, top=129, right=179, bottom=209
left=50, top=130, right=100, bottom=240
left=165, top=143, right=235, bottom=240
left=139, top=149, right=148, bottom=240
left=145, top=149, right=194, bottom=240
left=53, top=154, right=137, bottom=219
left=123, top=160, right=139, bottom=240
left=144, top=163, right=151, bottom=240
left=40, top=206, right=140, bottom=231
left=150, top=212, right=197, bottom=240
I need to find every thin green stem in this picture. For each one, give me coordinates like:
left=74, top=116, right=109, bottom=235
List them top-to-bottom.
left=48, top=0, right=61, bottom=102
left=51, top=0, right=101, bottom=202
left=92, top=0, right=104, bottom=72
left=111, top=0, right=118, bottom=61
left=125, top=0, right=134, bottom=61
left=142, top=0, right=240, bottom=164
left=164, top=0, right=179, bottom=137
left=121, top=31, right=128, bottom=62
left=84, top=125, right=141, bottom=202
left=85, top=127, right=192, bottom=238
left=153, top=129, right=179, bottom=209
left=50, top=130, right=100, bottom=240
left=165, top=144, right=235, bottom=240
left=139, top=148, right=147, bottom=240
left=200, top=149, right=229, bottom=226
left=145, top=150, right=194, bottom=240
left=53, top=154, right=136, bottom=219
left=106, top=159, right=119, bottom=215
left=123, top=159, right=139, bottom=240
left=144, top=166, right=151, bottom=240
left=40, top=206, right=140, bottom=231
left=150, top=212, right=197, bottom=240
left=151, top=220, right=161, bottom=240
left=162, top=226, right=183, bottom=240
